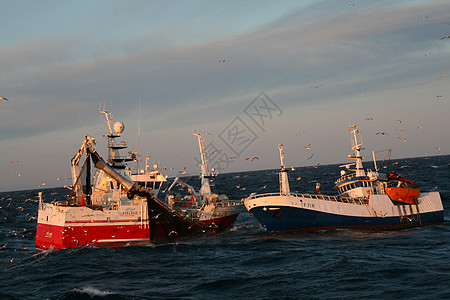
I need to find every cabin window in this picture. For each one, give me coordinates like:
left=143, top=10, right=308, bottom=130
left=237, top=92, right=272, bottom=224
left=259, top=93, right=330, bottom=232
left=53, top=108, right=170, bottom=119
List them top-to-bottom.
left=138, top=181, right=145, bottom=187
left=110, top=182, right=114, bottom=189
left=154, top=182, right=161, bottom=189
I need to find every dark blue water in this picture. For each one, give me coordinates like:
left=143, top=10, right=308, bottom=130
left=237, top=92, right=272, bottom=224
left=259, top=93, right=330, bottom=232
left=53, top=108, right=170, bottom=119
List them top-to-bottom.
left=1, top=155, right=449, bottom=300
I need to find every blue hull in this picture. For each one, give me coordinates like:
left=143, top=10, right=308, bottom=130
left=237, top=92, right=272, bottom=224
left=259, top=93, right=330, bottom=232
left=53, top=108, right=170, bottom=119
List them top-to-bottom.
left=249, top=206, right=444, bottom=232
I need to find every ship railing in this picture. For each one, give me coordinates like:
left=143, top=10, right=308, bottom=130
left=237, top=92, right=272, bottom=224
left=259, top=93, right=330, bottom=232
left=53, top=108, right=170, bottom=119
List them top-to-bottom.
left=109, top=141, right=128, bottom=148
left=335, top=173, right=356, bottom=184
left=246, top=192, right=367, bottom=205
left=213, top=200, right=242, bottom=208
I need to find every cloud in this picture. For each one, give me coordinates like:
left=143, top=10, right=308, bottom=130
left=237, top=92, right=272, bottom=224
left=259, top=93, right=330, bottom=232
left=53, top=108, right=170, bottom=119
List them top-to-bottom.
left=1, top=0, right=449, bottom=191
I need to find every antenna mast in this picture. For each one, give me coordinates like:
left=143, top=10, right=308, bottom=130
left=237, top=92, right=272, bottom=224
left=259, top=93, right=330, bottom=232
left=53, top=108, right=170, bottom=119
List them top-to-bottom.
left=137, top=97, right=141, bottom=171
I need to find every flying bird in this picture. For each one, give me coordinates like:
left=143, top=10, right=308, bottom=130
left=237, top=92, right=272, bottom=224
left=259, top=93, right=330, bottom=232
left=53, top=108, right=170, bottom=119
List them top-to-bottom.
left=421, top=16, right=429, bottom=19
left=441, top=35, right=450, bottom=40
left=311, top=85, right=322, bottom=89
left=437, top=95, right=443, bottom=99
left=0, top=96, right=9, bottom=101
left=365, top=117, right=373, bottom=120
left=296, top=131, right=305, bottom=135
left=376, top=132, right=389, bottom=135
left=305, top=144, right=311, bottom=150
left=307, top=153, right=315, bottom=160
left=246, top=156, right=259, bottom=162
left=10, top=161, right=19, bottom=164
left=178, top=167, right=187, bottom=174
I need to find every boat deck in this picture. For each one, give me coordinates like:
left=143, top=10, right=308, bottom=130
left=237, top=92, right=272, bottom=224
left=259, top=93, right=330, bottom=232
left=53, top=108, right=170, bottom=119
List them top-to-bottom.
left=246, top=192, right=369, bottom=205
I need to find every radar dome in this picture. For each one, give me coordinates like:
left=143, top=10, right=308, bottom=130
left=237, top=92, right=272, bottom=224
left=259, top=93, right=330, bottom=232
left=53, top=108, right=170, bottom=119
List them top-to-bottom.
left=113, top=121, right=125, bottom=134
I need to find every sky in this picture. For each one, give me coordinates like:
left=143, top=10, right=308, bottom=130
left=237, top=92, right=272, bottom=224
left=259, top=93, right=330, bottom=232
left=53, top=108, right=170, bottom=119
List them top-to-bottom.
left=1, top=0, right=449, bottom=192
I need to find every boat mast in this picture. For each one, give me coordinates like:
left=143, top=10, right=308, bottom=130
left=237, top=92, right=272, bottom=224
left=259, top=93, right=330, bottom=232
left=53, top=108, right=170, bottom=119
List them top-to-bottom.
left=99, top=108, right=127, bottom=169
left=348, top=125, right=366, bottom=177
left=193, top=131, right=213, bottom=195
left=278, top=144, right=291, bottom=195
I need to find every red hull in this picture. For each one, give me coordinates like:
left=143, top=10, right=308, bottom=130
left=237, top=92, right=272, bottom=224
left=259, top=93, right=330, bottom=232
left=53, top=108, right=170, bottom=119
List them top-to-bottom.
left=35, top=213, right=240, bottom=250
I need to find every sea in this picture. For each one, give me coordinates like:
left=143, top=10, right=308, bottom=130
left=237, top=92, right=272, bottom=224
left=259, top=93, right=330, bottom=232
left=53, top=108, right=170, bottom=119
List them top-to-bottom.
left=1, top=155, right=449, bottom=300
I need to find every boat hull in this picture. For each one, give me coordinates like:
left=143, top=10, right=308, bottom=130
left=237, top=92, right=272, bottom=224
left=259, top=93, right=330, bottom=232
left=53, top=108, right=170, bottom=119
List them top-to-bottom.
left=244, top=192, right=444, bottom=232
left=36, top=202, right=242, bottom=250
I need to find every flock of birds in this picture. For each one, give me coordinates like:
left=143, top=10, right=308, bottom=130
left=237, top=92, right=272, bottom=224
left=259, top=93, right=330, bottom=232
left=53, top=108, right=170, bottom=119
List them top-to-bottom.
left=0, top=196, right=38, bottom=262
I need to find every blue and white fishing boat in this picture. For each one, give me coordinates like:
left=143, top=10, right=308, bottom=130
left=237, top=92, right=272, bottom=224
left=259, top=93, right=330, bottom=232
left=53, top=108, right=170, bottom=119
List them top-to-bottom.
left=243, top=126, right=444, bottom=232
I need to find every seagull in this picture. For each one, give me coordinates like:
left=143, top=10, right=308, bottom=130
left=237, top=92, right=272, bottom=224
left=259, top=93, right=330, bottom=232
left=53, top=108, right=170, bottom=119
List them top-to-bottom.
left=421, top=16, right=429, bottom=19
left=441, top=35, right=450, bottom=40
left=425, top=53, right=430, bottom=57
left=311, top=85, right=322, bottom=88
left=362, top=92, right=366, bottom=96
left=437, top=95, right=443, bottom=98
left=0, top=96, right=9, bottom=101
left=365, top=117, right=373, bottom=120
left=397, top=120, right=402, bottom=123
left=417, top=126, right=422, bottom=129
left=296, top=131, right=305, bottom=135
left=204, top=132, right=212, bottom=135
left=376, top=132, right=389, bottom=135
left=305, top=144, right=311, bottom=150
left=307, top=153, right=314, bottom=160
left=246, top=156, right=259, bottom=162
left=10, top=161, right=19, bottom=164
left=290, top=166, right=296, bottom=171
left=178, top=167, right=187, bottom=174
left=296, top=176, right=302, bottom=181
left=0, top=242, right=7, bottom=249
